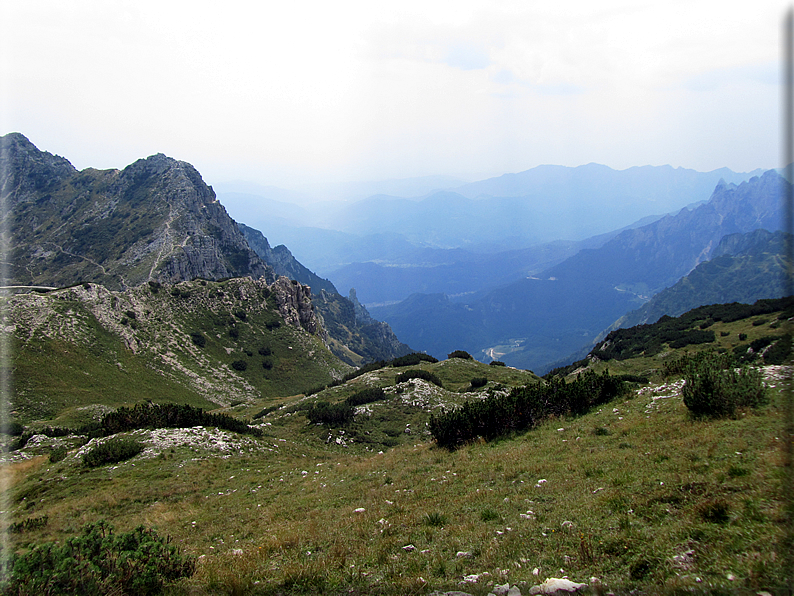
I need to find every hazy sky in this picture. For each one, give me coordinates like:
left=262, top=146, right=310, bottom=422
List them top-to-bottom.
left=1, top=1, right=788, bottom=190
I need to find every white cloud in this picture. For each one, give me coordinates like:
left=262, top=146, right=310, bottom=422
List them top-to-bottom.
left=0, top=0, right=788, bottom=187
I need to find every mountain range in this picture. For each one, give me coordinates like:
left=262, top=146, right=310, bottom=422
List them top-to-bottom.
left=2, top=131, right=786, bottom=378
left=0, top=133, right=410, bottom=367
left=370, top=171, right=787, bottom=373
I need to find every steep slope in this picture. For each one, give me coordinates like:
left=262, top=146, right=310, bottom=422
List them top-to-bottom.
left=1, top=133, right=272, bottom=290
left=2, top=133, right=412, bottom=365
left=543, top=171, right=785, bottom=296
left=239, top=222, right=337, bottom=294
left=239, top=223, right=413, bottom=365
left=615, top=229, right=789, bottom=328
left=3, top=276, right=350, bottom=426
left=312, top=289, right=413, bottom=366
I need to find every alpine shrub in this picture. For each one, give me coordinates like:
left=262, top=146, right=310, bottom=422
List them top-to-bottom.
left=190, top=332, right=206, bottom=348
left=447, top=350, right=473, bottom=360
left=682, top=351, right=766, bottom=418
left=390, top=353, right=439, bottom=367
left=395, top=369, right=444, bottom=388
left=430, top=370, right=624, bottom=449
left=470, top=377, right=488, bottom=389
left=345, top=387, right=385, bottom=407
left=306, top=401, right=354, bottom=425
left=97, top=403, right=261, bottom=438
left=82, top=437, right=144, bottom=467
left=49, top=446, right=68, bottom=463
left=7, top=515, right=48, bottom=534
left=3, top=520, right=195, bottom=595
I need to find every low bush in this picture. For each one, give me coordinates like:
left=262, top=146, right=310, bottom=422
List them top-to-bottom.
left=190, top=332, right=206, bottom=348
left=762, top=335, right=791, bottom=365
left=447, top=350, right=473, bottom=360
left=682, top=351, right=766, bottom=418
left=390, top=353, right=439, bottom=367
left=231, top=359, right=248, bottom=371
left=342, top=360, right=387, bottom=382
left=489, top=360, right=506, bottom=367
left=395, top=369, right=444, bottom=388
left=430, top=370, right=624, bottom=449
left=469, top=377, right=488, bottom=389
left=345, top=387, right=385, bottom=407
left=306, top=401, right=354, bottom=426
left=97, top=403, right=262, bottom=438
left=252, top=404, right=283, bottom=419
left=0, top=421, right=24, bottom=436
left=82, top=437, right=144, bottom=467
left=49, top=446, right=68, bottom=463
left=7, top=515, right=48, bottom=534
left=3, top=520, right=195, bottom=595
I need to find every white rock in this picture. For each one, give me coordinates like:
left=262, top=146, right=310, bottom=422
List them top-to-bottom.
left=353, top=507, right=366, bottom=513
left=403, top=544, right=417, bottom=552
left=457, top=551, right=474, bottom=559
left=528, top=578, right=587, bottom=594
left=493, top=583, right=511, bottom=595
left=507, top=587, right=521, bottom=596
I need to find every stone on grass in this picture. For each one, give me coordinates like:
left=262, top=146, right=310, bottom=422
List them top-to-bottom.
left=456, top=551, right=474, bottom=558
left=528, top=578, right=587, bottom=594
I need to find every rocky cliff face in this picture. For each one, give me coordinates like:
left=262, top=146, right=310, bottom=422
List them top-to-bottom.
left=1, top=133, right=272, bottom=290
left=313, top=289, right=412, bottom=366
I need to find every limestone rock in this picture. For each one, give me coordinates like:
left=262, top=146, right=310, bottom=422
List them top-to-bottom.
left=528, top=578, right=587, bottom=594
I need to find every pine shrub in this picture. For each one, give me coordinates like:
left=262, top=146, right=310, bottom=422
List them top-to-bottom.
left=681, top=351, right=766, bottom=418
left=395, top=369, right=443, bottom=388
left=430, top=370, right=624, bottom=449
left=470, top=377, right=488, bottom=389
left=345, top=387, right=385, bottom=407
left=306, top=401, right=354, bottom=425
left=82, top=437, right=144, bottom=467
left=2, top=520, right=195, bottom=595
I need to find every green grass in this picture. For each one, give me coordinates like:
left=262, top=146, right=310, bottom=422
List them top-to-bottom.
left=5, top=278, right=351, bottom=427
left=4, top=373, right=787, bottom=595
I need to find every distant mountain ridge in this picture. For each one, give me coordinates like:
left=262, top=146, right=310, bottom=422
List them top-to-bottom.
left=219, top=162, right=764, bottom=283
left=371, top=171, right=787, bottom=374
left=614, top=229, right=789, bottom=329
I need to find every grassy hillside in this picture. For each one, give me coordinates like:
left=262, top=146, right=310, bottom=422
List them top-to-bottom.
left=3, top=278, right=350, bottom=428
left=548, top=297, right=793, bottom=382
left=2, top=344, right=788, bottom=594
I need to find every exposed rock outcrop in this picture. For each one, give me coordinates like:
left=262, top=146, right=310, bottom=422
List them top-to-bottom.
left=1, top=133, right=273, bottom=290
left=271, top=276, right=325, bottom=339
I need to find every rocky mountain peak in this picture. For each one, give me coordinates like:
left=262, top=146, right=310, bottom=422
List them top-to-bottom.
left=0, top=133, right=77, bottom=204
left=1, top=134, right=272, bottom=290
